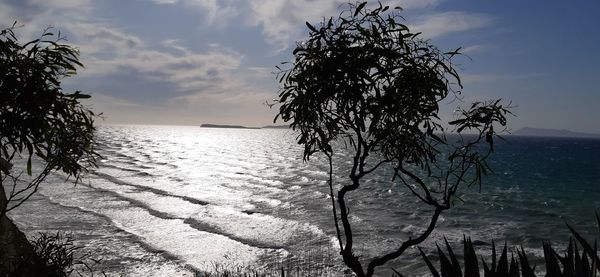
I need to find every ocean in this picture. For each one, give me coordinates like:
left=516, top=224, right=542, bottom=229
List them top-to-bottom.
left=7, top=125, right=600, bottom=276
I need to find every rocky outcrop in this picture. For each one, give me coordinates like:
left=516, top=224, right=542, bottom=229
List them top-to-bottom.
left=0, top=184, right=35, bottom=275
left=0, top=215, right=34, bottom=275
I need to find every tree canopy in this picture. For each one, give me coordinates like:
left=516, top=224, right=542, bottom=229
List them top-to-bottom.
left=275, top=2, right=511, bottom=276
left=0, top=23, right=98, bottom=218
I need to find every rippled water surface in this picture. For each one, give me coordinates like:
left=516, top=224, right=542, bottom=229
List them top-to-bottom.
left=8, top=125, right=600, bottom=276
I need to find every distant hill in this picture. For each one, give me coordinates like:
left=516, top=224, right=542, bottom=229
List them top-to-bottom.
left=200, top=124, right=260, bottom=129
left=262, top=125, right=290, bottom=129
left=512, top=127, right=600, bottom=138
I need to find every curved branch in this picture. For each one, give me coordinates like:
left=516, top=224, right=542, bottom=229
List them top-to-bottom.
left=337, top=128, right=367, bottom=276
left=327, top=154, right=343, bottom=250
left=362, top=159, right=390, bottom=175
left=398, top=166, right=437, bottom=207
left=397, top=174, right=430, bottom=205
left=337, top=180, right=365, bottom=276
left=366, top=207, right=444, bottom=276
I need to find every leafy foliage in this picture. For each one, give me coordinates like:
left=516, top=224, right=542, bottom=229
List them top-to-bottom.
left=274, top=1, right=510, bottom=276
left=0, top=23, right=99, bottom=216
left=419, top=215, right=600, bottom=277
left=12, top=232, right=103, bottom=277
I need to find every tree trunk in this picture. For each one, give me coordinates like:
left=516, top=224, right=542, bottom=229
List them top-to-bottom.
left=0, top=181, right=34, bottom=274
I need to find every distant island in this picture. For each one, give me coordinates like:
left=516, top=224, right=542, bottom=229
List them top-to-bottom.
left=200, top=124, right=260, bottom=129
left=200, top=124, right=290, bottom=129
left=201, top=125, right=598, bottom=138
left=261, top=125, right=290, bottom=129
left=512, top=127, right=600, bottom=138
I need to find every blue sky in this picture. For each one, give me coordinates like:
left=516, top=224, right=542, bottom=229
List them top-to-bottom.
left=1, top=0, right=599, bottom=133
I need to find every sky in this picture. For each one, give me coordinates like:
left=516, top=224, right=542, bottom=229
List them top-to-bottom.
left=1, top=0, right=599, bottom=133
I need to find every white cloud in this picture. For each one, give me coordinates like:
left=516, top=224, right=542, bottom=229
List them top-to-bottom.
left=0, top=0, right=93, bottom=41
left=1, top=0, right=266, bottom=121
left=2, top=0, right=497, bottom=126
left=28, top=0, right=91, bottom=9
left=143, top=0, right=481, bottom=52
left=146, top=0, right=240, bottom=26
left=186, top=0, right=240, bottom=26
left=247, top=0, right=484, bottom=50
left=248, top=0, right=344, bottom=50
left=409, top=11, right=493, bottom=38
left=69, top=23, right=144, bottom=55
left=78, top=31, right=271, bottom=125
left=161, top=39, right=190, bottom=54
left=80, top=40, right=244, bottom=94
left=462, top=44, right=487, bottom=54
left=168, top=86, right=276, bottom=125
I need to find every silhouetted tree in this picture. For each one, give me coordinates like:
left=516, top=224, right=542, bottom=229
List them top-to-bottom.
left=274, top=2, right=511, bottom=276
left=0, top=23, right=98, bottom=272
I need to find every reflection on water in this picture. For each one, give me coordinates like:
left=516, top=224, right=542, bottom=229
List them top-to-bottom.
left=8, top=125, right=600, bottom=276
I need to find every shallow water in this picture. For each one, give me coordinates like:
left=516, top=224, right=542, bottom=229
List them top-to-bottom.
left=7, top=125, right=600, bottom=276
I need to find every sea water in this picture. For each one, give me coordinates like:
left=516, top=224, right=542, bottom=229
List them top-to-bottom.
left=7, top=125, right=600, bottom=276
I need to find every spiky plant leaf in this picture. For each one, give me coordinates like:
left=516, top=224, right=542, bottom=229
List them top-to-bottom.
left=596, top=212, right=600, bottom=237
left=567, top=224, right=600, bottom=272
left=463, top=237, right=480, bottom=277
left=445, top=238, right=463, bottom=277
left=557, top=239, right=575, bottom=277
left=488, top=241, right=498, bottom=274
left=543, top=241, right=562, bottom=276
left=591, top=241, right=597, bottom=277
left=496, top=242, right=509, bottom=275
left=574, top=242, right=588, bottom=277
left=436, top=244, right=457, bottom=277
left=517, top=246, right=537, bottom=277
left=419, top=247, right=441, bottom=277
left=582, top=251, right=592, bottom=277
left=509, top=255, right=519, bottom=277
left=482, top=258, right=491, bottom=277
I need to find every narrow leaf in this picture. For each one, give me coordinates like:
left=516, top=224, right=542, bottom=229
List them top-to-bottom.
left=354, top=2, right=367, bottom=17
left=419, top=247, right=441, bottom=277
